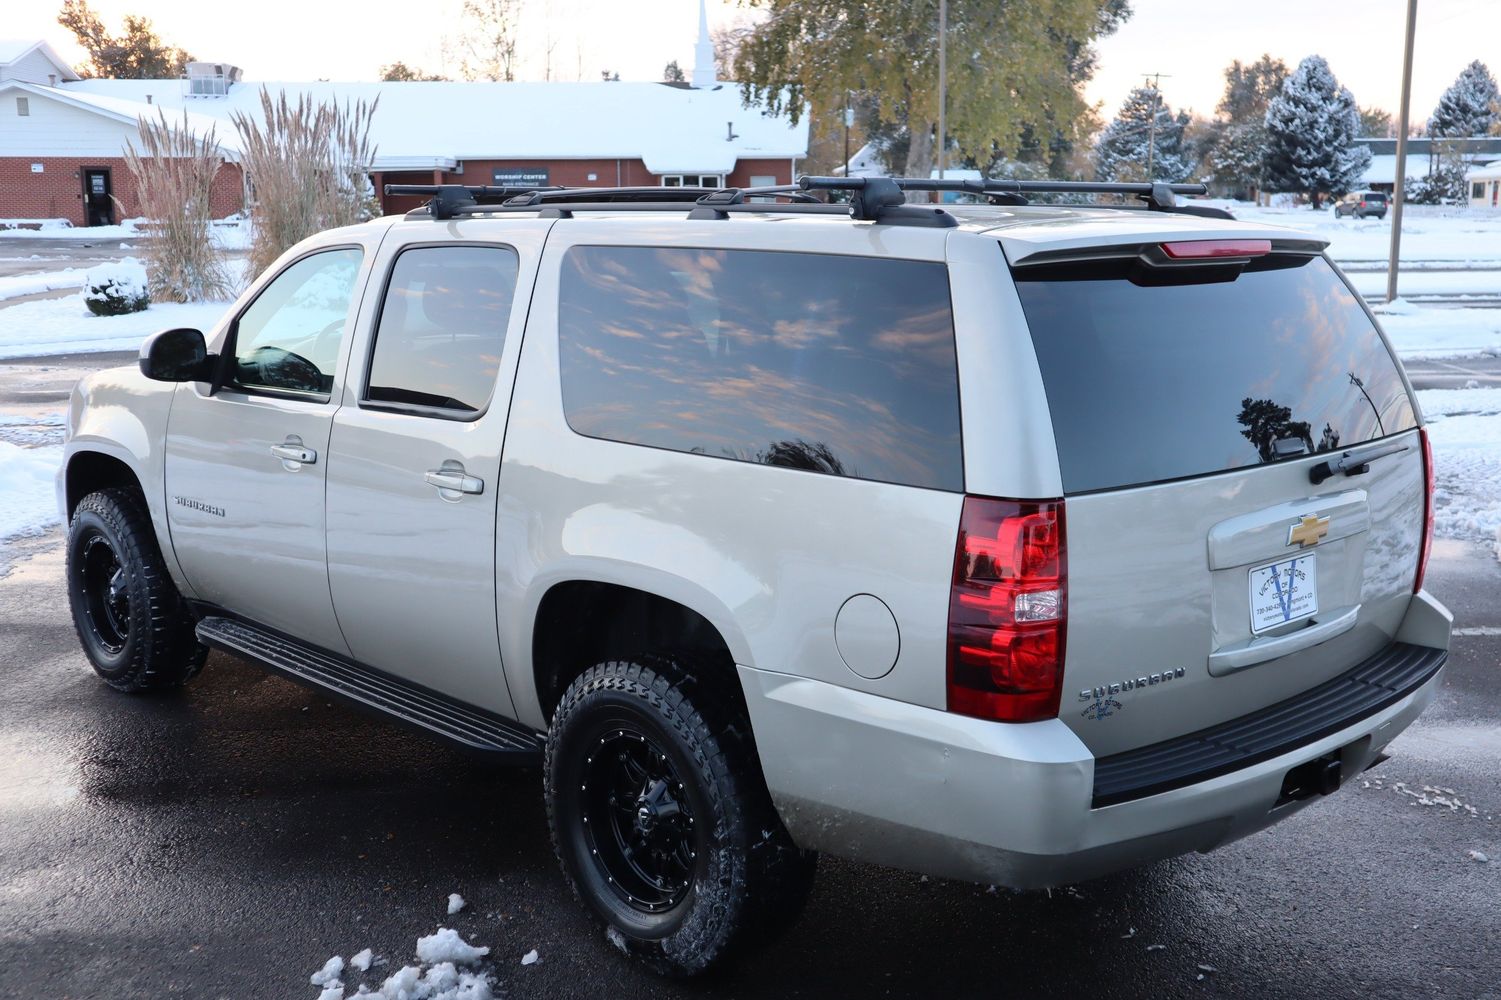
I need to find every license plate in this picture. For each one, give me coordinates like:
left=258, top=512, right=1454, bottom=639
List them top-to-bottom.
left=1249, top=554, right=1318, bottom=634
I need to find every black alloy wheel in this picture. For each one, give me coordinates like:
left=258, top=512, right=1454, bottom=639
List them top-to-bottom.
left=78, top=532, right=131, bottom=654
left=580, top=723, right=702, bottom=913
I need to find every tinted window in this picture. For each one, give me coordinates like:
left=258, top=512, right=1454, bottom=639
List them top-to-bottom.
left=366, top=245, right=520, bottom=413
left=558, top=246, right=962, bottom=491
left=233, top=248, right=363, bottom=395
left=1014, top=255, right=1416, bottom=494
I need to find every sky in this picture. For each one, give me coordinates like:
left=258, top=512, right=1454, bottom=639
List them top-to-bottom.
left=8, top=0, right=1499, bottom=126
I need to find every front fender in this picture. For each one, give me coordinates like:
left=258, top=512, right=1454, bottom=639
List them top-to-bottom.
left=63, top=364, right=188, bottom=594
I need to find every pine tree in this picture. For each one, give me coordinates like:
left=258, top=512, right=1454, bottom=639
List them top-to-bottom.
left=1205, top=55, right=1286, bottom=197
left=1262, top=55, right=1370, bottom=208
left=1429, top=60, right=1500, bottom=138
left=1093, top=84, right=1192, bottom=183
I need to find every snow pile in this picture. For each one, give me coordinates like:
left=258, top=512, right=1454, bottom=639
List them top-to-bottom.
left=80, top=257, right=149, bottom=317
left=0, top=268, right=87, bottom=303
left=1416, top=387, right=1501, bottom=546
left=0, top=441, right=62, bottom=543
left=446, top=894, right=465, bottom=915
left=414, top=928, right=489, bottom=965
left=305, top=929, right=492, bottom=1000
left=519, top=949, right=539, bottom=966
left=311, top=956, right=345, bottom=986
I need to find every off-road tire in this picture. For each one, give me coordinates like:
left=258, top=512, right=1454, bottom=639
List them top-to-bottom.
left=66, top=488, right=207, bottom=692
left=545, top=655, right=815, bottom=976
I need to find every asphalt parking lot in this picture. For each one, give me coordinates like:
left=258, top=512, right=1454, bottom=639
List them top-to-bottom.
left=0, top=355, right=1497, bottom=999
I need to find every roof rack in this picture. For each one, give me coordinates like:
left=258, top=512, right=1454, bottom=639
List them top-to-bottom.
left=382, top=176, right=1226, bottom=226
left=798, top=176, right=1221, bottom=222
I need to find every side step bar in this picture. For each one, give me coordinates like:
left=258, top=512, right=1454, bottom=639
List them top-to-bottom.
left=196, top=616, right=544, bottom=761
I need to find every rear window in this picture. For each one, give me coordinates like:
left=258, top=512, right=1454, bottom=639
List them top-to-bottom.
left=1365, top=192, right=1387, bottom=202
left=558, top=246, right=963, bottom=491
left=1013, top=254, right=1416, bottom=494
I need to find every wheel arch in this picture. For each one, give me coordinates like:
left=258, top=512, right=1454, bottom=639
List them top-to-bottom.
left=64, top=448, right=145, bottom=518
left=529, top=575, right=752, bottom=725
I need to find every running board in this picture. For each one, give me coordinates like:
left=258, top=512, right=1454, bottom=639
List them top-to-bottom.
left=196, top=616, right=544, bottom=760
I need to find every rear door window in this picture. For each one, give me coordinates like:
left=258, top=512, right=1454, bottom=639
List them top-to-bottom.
left=365, top=245, right=520, bottom=415
left=557, top=246, right=963, bottom=491
left=1013, top=254, right=1416, bottom=494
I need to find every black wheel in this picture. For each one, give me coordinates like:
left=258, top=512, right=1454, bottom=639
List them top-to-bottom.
left=66, top=488, right=207, bottom=692
left=545, top=656, right=815, bottom=976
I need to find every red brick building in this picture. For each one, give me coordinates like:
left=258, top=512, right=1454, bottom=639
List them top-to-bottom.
left=0, top=17, right=808, bottom=228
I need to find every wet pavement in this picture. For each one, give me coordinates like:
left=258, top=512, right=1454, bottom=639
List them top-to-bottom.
left=0, top=358, right=1497, bottom=999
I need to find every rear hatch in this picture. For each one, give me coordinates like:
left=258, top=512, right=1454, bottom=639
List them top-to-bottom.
left=1008, top=238, right=1424, bottom=758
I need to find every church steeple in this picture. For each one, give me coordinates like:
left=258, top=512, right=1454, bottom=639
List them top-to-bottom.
left=691, top=0, right=717, bottom=88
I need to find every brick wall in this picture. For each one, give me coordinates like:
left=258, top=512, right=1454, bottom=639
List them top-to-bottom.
left=0, top=157, right=243, bottom=227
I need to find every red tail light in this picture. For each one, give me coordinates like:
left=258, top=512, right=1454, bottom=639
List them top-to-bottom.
left=1159, top=239, right=1271, bottom=259
left=1415, top=427, right=1434, bottom=593
left=947, top=496, right=1066, bottom=723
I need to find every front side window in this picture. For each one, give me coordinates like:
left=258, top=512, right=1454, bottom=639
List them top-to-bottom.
left=365, top=245, right=520, bottom=414
left=558, top=246, right=963, bottom=491
left=232, top=248, right=363, bottom=395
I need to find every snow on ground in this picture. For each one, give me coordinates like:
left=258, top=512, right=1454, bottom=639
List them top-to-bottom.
left=0, top=216, right=249, bottom=249
left=0, top=269, right=87, bottom=302
left=1347, top=269, right=1501, bottom=299
left=0, top=296, right=231, bottom=360
left=1372, top=301, right=1501, bottom=360
left=1416, top=387, right=1501, bottom=552
left=0, top=441, right=61, bottom=542
left=446, top=894, right=465, bottom=915
left=415, top=928, right=489, bottom=965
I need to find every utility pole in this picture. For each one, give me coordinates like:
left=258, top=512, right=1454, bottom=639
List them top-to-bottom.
left=937, top=0, right=947, bottom=182
left=1387, top=0, right=1419, bottom=303
left=1142, top=72, right=1171, bottom=181
left=843, top=94, right=852, bottom=177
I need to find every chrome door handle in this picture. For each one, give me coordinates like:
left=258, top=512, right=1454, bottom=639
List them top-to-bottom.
left=270, top=443, right=317, bottom=464
left=425, top=469, right=484, bottom=495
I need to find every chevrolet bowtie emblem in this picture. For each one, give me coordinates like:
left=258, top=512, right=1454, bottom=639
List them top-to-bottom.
left=1288, top=514, right=1331, bottom=548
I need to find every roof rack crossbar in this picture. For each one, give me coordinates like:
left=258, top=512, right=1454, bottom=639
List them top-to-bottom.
left=798, top=175, right=1209, bottom=213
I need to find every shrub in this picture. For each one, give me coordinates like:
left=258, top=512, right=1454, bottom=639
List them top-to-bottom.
left=232, top=88, right=379, bottom=279
left=122, top=110, right=236, bottom=303
left=81, top=258, right=150, bottom=316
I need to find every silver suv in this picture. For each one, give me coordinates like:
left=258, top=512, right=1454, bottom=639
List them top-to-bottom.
left=59, top=177, right=1451, bottom=975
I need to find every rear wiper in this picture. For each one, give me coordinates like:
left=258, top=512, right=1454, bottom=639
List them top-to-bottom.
left=1309, top=441, right=1411, bottom=485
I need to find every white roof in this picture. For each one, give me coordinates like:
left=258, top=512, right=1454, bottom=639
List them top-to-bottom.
left=0, top=38, right=79, bottom=81
left=59, top=78, right=807, bottom=174
left=0, top=80, right=242, bottom=159
left=1469, top=159, right=1501, bottom=181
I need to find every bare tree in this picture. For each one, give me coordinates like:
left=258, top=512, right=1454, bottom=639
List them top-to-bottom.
left=457, top=0, right=522, bottom=82
left=232, top=88, right=379, bottom=277
left=122, top=110, right=234, bottom=302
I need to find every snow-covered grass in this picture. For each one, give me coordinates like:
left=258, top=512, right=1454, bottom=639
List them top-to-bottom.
left=1213, top=202, right=1501, bottom=263
left=0, top=269, right=87, bottom=302
left=0, top=295, right=231, bottom=360
left=1372, top=300, right=1501, bottom=360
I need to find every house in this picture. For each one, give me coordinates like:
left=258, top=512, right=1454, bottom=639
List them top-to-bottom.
left=0, top=2, right=808, bottom=227
left=1356, top=136, right=1501, bottom=195
left=1469, top=160, right=1501, bottom=210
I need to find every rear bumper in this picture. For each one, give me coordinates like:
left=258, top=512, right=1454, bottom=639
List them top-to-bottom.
left=741, top=591, right=1450, bottom=889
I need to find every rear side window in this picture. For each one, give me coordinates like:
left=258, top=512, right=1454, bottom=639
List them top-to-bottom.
left=366, top=245, right=519, bottom=414
left=558, top=246, right=962, bottom=491
left=1014, top=254, right=1416, bottom=494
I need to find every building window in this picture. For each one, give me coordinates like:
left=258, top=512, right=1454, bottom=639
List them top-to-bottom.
left=15, top=97, right=29, bottom=116
left=660, top=174, right=723, bottom=188
left=1476, top=182, right=1488, bottom=200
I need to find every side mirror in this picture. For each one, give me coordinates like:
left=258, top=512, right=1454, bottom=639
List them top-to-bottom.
left=139, top=327, right=214, bottom=382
